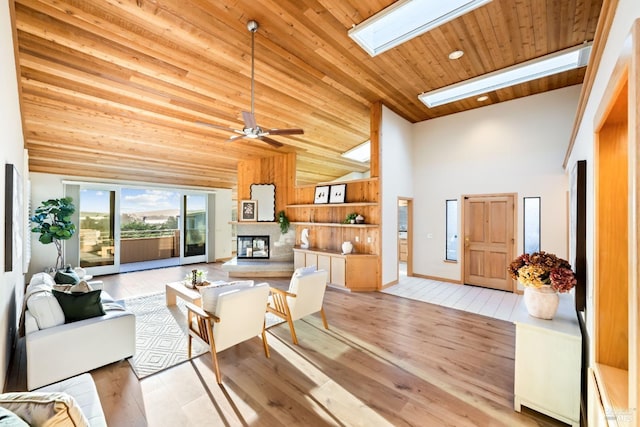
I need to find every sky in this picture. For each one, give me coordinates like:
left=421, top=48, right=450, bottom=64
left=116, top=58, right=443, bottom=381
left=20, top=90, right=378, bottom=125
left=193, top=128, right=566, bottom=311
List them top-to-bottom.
left=79, top=188, right=206, bottom=214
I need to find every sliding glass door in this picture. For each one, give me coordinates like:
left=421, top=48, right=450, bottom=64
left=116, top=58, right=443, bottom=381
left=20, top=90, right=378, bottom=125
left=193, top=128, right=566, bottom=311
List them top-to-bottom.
left=77, top=185, right=208, bottom=275
left=79, top=188, right=119, bottom=275
left=182, top=193, right=207, bottom=264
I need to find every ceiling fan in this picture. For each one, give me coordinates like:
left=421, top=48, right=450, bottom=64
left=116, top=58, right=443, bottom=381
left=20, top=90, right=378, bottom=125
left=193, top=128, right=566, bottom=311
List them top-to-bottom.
left=197, top=20, right=304, bottom=148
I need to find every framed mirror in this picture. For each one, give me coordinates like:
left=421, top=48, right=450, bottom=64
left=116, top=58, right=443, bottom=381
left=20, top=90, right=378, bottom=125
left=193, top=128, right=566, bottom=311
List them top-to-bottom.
left=250, top=183, right=275, bottom=221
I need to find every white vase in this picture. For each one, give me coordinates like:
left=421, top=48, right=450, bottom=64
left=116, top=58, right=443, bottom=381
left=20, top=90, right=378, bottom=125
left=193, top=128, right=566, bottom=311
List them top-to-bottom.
left=341, top=241, right=353, bottom=254
left=523, top=285, right=559, bottom=319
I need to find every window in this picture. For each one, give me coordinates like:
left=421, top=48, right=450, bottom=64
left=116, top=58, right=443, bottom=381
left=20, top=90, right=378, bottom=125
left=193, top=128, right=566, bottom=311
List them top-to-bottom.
left=523, top=197, right=541, bottom=253
left=445, top=199, right=458, bottom=261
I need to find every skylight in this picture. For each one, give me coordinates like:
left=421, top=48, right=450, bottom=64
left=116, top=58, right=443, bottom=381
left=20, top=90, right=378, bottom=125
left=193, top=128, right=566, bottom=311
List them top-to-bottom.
left=348, top=0, right=492, bottom=57
left=419, top=43, right=592, bottom=108
left=342, top=141, right=370, bottom=163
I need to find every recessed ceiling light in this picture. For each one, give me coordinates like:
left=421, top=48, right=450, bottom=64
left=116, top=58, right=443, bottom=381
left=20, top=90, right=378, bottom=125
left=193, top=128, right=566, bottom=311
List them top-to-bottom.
left=348, top=0, right=492, bottom=57
left=419, top=42, right=592, bottom=108
left=449, top=50, right=464, bottom=60
left=477, top=95, right=489, bottom=101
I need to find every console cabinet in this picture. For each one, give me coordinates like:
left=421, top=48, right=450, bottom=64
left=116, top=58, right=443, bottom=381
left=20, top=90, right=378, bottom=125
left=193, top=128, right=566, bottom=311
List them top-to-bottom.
left=293, top=247, right=377, bottom=291
left=513, top=294, right=581, bottom=426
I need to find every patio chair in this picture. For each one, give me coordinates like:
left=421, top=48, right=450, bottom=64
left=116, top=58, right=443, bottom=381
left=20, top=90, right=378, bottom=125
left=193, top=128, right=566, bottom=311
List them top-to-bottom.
left=267, top=269, right=329, bottom=344
left=186, top=282, right=270, bottom=384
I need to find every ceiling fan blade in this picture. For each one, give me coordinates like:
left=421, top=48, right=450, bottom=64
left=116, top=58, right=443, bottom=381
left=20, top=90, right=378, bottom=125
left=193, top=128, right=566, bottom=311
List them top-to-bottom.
left=242, top=111, right=257, bottom=129
left=265, top=128, right=304, bottom=136
left=227, top=134, right=246, bottom=142
left=259, top=136, right=284, bottom=148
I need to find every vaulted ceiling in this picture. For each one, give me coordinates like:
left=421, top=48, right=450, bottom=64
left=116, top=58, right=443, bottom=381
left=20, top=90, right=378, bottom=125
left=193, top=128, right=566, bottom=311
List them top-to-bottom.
left=11, top=0, right=603, bottom=190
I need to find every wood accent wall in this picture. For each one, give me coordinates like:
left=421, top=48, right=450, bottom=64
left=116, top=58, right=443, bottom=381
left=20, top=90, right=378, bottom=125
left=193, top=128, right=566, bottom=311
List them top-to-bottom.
left=237, top=153, right=296, bottom=214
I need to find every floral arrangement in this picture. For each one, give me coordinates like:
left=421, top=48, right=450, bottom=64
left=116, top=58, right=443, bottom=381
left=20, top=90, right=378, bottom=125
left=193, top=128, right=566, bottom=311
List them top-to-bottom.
left=508, top=251, right=576, bottom=293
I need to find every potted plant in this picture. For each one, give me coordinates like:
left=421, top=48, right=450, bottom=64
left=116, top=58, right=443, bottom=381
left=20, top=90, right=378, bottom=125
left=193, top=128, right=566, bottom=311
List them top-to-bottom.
left=30, top=197, right=76, bottom=271
left=278, top=210, right=290, bottom=234
left=344, top=212, right=358, bottom=224
left=508, top=251, right=576, bottom=319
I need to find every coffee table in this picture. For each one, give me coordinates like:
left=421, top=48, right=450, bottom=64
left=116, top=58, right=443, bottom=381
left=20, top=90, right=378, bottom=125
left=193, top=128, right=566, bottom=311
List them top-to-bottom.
left=165, top=281, right=201, bottom=307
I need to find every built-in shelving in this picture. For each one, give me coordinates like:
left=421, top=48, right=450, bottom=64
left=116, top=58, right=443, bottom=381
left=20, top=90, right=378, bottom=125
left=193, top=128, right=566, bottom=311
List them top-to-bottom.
left=287, top=202, right=378, bottom=208
left=291, top=222, right=378, bottom=228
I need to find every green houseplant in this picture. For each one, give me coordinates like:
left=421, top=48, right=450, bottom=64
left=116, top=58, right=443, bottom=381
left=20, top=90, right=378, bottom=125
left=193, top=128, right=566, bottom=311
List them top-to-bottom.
left=30, top=197, right=76, bottom=271
left=278, top=210, right=290, bottom=234
left=343, top=212, right=358, bottom=224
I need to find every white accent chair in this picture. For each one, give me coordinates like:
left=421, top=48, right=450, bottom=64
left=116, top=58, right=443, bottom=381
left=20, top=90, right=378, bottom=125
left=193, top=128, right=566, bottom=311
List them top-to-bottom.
left=267, top=269, right=329, bottom=345
left=186, top=282, right=271, bottom=384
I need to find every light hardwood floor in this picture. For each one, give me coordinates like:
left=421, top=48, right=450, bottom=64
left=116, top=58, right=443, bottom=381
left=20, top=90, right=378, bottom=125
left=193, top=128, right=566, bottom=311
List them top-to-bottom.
left=8, top=263, right=567, bottom=426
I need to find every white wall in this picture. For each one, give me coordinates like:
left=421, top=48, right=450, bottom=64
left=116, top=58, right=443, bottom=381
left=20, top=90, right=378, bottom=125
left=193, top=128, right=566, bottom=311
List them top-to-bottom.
left=1, top=0, right=25, bottom=389
left=565, top=2, right=640, bottom=367
left=412, top=85, right=581, bottom=283
left=380, top=105, right=414, bottom=286
left=211, top=189, right=232, bottom=261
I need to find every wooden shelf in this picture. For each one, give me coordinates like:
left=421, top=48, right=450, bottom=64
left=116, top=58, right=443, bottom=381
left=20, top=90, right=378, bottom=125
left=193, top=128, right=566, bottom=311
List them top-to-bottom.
left=286, top=202, right=378, bottom=208
left=291, top=222, right=378, bottom=228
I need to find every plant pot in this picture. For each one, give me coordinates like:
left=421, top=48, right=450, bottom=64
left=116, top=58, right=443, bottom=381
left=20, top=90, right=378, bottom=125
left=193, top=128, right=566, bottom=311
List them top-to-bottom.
left=523, top=285, right=559, bottom=319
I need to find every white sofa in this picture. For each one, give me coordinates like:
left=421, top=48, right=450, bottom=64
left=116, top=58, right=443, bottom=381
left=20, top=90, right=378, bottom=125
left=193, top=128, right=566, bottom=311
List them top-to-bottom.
left=24, top=273, right=136, bottom=390
left=0, top=373, right=106, bottom=426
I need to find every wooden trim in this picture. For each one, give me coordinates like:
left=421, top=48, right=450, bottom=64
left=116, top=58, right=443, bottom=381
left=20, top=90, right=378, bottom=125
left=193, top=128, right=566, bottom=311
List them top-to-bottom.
left=564, top=0, right=619, bottom=167
left=370, top=101, right=381, bottom=179
left=287, top=202, right=378, bottom=208
left=412, top=273, right=463, bottom=285
left=380, top=280, right=398, bottom=289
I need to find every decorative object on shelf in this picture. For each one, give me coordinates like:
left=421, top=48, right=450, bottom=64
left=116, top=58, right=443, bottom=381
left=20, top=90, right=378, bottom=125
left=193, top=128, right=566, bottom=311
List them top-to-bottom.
left=329, top=184, right=346, bottom=203
left=314, top=185, right=330, bottom=204
left=30, top=197, right=76, bottom=271
left=240, top=200, right=257, bottom=221
left=277, top=210, right=290, bottom=234
left=344, top=212, right=358, bottom=224
left=355, top=214, right=365, bottom=224
left=300, top=228, right=310, bottom=249
left=341, top=241, right=353, bottom=254
left=508, top=251, right=577, bottom=319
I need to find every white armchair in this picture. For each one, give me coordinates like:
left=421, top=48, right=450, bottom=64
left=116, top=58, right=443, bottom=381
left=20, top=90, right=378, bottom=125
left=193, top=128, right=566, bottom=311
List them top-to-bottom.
left=267, top=269, right=329, bottom=345
left=186, top=282, right=270, bottom=384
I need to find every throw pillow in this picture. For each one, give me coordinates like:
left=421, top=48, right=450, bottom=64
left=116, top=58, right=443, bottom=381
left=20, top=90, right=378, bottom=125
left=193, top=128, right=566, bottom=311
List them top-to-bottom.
left=288, top=265, right=317, bottom=294
left=54, top=270, right=80, bottom=285
left=69, top=280, right=92, bottom=294
left=200, top=281, right=254, bottom=315
left=25, top=285, right=66, bottom=330
left=52, top=289, right=105, bottom=322
left=0, top=391, right=89, bottom=427
left=0, top=406, right=28, bottom=426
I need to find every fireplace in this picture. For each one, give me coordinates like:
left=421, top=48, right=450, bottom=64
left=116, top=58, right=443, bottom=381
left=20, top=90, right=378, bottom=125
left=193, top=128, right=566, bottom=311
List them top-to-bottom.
left=237, top=235, right=270, bottom=259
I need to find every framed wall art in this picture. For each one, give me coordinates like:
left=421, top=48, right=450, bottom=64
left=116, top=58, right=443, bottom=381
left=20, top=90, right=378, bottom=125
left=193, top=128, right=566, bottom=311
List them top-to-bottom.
left=4, top=164, right=23, bottom=272
left=329, top=184, right=346, bottom=204
left=314, top=185, right=330, bottom=204
left=240, top=200, right=257, bottom=221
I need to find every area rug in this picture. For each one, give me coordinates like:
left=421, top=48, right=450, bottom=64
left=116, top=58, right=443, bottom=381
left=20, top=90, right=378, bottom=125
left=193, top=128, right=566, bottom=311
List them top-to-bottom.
left=122, top=292, right=209, bottom=379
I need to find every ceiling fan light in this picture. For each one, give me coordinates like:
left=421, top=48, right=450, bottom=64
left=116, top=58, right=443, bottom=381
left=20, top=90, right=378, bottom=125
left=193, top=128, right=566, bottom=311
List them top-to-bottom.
left=348, top=0, right=492, bottom=57
left=419, top=42, right=592, bottom=108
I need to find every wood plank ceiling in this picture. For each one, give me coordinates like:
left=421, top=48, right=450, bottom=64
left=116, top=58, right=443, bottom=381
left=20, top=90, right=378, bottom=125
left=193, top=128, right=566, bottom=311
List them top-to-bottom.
left=12, top=0, right=602, bottom=190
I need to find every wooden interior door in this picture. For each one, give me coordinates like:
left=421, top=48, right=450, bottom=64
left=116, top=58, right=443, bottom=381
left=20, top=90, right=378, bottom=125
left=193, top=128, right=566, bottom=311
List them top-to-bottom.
left=463, top=194, right=515, bottom=292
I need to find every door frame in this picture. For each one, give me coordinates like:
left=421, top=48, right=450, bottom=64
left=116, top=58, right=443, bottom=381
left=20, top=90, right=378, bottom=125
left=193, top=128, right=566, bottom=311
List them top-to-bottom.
left=460, top=192, right=517, bottom=292
left=398, top=197, right=413, bottom=277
